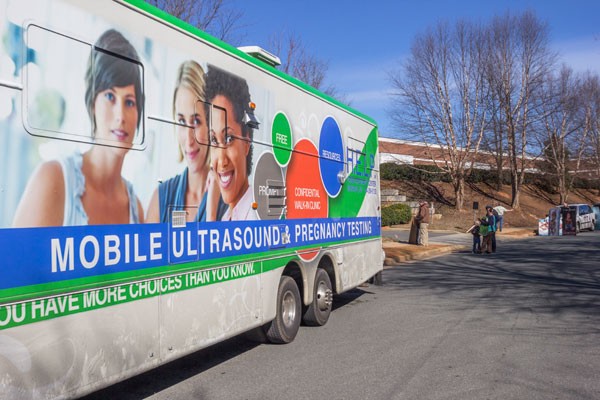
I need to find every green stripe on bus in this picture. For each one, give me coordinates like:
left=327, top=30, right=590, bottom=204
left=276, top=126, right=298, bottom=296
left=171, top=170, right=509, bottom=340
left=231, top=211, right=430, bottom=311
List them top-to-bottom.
left=0, top=256, right=303, bottom=330
left=0, top=260, right=259, bottom=329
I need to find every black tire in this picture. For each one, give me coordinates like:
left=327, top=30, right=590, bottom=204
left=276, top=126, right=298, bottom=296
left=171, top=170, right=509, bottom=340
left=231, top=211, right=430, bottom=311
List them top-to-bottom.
left=302, top=269, right=333, bottom=326
left=368, top=271, right=383, bottom=286
left=265, top=276, right=301, bottom=344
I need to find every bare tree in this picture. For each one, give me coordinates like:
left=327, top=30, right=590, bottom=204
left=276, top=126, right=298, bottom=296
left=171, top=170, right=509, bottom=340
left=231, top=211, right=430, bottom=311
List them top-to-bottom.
left=145, top=0, right=245, bottom=44
left=146, top=2, right=345, bottom=103
left=485, top=11, right=556, bottom=209
left=388, top=21, right=488, bottom=210
left=269, top=30, right=348, bottom=103
left=270, top=31, right=326, bottom=87
left=482, top=60, right=507, bottom=192
left=533, top=66, right=585, bottom=203
left=580, top=73, right=600, bottom=196
left=591, top=110, right=600, bottom=197
left=591, top=117, right=600, bottom=197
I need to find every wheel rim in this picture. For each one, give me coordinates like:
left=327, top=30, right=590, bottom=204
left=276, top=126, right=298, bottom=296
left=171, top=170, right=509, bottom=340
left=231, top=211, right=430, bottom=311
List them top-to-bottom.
left=316, top=280, right=333, bottom=312
left=282, top=290, right=297, bottom=328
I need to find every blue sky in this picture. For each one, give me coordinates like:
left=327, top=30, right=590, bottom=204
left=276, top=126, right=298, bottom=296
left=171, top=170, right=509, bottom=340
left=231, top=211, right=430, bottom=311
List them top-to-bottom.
left=229, top=0, right=600, bottom=138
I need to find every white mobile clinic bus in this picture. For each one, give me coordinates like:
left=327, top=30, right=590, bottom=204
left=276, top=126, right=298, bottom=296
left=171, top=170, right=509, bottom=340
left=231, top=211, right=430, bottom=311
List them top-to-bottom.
left=0, top=0, right=382, bottom=398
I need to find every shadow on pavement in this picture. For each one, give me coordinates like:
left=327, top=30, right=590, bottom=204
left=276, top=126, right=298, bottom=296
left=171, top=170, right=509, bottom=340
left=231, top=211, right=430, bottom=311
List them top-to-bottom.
left=382, top=236, right=600, bottom=322
left=332, top=287, right=370, bottom=311
left=81, top=290, right=371, bottom=399
left=80, top=335, right=260, bottom=400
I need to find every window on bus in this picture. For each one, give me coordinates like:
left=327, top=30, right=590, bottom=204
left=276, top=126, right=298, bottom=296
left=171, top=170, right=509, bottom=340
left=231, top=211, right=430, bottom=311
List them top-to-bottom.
left=24, top=24, right=145, bottom=150
left=208, top=97, right=276, bottom=221
left=145, top=98, right=213, bottom=224
left=148, top=99, right=211, bottom=147
left=194, top=100, right=211, bottom=146
left=208, top=101, right=255, bottom=185
left=207, top=102, right=256, bottom=148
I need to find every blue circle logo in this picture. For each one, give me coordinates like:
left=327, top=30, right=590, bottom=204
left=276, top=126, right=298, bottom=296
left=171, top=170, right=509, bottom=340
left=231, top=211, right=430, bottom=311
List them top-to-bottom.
left=318, top=117, right=344, bottom=197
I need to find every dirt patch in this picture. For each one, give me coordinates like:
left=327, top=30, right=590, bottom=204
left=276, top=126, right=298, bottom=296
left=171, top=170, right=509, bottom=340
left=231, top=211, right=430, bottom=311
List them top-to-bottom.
left=381, top=180, right=600, bottom=232
left=383, top=242, right=466, bottom=265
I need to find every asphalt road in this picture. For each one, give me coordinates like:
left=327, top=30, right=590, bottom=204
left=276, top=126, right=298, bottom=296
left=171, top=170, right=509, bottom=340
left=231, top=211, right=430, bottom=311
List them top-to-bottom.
left=83, top=231, right=600, bottom=400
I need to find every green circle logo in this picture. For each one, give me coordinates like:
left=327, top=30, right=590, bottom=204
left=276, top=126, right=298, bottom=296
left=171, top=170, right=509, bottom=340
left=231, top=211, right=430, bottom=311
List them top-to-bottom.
left=272, top=112, right=292, bottom=166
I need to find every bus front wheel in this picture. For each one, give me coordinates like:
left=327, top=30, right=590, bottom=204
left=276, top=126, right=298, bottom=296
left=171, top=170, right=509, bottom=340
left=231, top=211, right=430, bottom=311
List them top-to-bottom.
left=266, top=276, right=301, bottom=344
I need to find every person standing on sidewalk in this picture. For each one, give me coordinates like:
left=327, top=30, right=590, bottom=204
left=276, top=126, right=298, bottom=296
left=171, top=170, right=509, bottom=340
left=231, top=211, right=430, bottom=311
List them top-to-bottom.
left=415, top=201, right=430, bottom=246
left=493, top=204, right=513, bottom=232
left=482, top=205, right=497, bottom=253
left=479, top=217, right=491, bottom=253
left=466, top=220, right=482, bottom=254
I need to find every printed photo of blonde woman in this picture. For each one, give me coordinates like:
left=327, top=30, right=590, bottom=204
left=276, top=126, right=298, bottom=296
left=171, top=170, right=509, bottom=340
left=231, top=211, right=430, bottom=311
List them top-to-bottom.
left=146, top=60, right=226, bottom=223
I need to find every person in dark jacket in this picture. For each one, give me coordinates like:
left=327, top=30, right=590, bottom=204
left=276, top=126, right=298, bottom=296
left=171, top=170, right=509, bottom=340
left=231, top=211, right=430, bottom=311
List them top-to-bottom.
left=481, top=205, right=497, bottom=253
left=466, top=220, right=482, bottom=253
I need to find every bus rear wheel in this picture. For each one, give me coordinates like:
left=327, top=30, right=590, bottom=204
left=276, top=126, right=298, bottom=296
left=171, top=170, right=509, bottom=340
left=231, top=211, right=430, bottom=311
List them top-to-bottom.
left=303, top=268, right=333, bottom=326
left=266, top=275, right=301, bottom=344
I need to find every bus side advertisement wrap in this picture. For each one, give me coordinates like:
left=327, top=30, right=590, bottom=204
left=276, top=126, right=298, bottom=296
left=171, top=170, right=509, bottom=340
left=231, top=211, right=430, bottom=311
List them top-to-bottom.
left=0, top=0, right=382, bottom=397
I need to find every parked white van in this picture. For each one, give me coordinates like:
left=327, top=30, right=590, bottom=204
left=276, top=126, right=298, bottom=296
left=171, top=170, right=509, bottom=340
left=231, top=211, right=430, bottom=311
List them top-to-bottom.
left=566, top=204, right=596, bottom=232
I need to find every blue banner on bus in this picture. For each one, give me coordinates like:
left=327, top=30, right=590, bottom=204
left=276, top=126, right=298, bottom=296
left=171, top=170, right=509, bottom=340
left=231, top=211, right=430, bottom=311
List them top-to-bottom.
left=0, top=217, right=380, bottom=291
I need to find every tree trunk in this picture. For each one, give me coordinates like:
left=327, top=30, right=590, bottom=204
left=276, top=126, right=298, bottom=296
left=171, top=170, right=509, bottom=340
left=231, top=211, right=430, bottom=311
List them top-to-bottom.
left=495, top=162, right=503, bottom=192
left=511, top=170, right=520, bottom=209
left=558, top=174, right=567, bottom=205
left=453, top=175, right=465, bottom=211
left=511, top=185, right=520, bottom=209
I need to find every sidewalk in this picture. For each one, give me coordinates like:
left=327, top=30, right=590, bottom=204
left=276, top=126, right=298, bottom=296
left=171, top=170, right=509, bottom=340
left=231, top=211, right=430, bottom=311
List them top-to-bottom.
left=382, top=227, right=536, bottom=267
left=383, top=241, right=466, bottom=266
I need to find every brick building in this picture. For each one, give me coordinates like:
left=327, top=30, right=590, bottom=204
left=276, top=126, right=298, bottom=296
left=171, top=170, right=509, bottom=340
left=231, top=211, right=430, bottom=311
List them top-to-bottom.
left=379, top=137, right=537, bottom=172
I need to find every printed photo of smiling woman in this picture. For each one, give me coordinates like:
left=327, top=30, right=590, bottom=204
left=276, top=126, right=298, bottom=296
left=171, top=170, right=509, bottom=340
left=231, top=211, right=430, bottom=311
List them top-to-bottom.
left=13, top=29, right=145, bottom=227
left=145, top=60, right=227, bottom=224
left=205, top=65, right=257, bottom=221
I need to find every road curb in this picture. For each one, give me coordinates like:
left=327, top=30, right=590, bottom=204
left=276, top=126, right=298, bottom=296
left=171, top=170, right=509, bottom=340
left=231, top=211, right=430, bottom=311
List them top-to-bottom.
left=383, top=244, right=467, bottom=267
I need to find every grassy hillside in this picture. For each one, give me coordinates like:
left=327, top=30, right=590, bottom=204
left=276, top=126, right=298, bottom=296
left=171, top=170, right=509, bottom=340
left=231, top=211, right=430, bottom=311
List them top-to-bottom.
left=381, top=179, right=600, bottom=231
